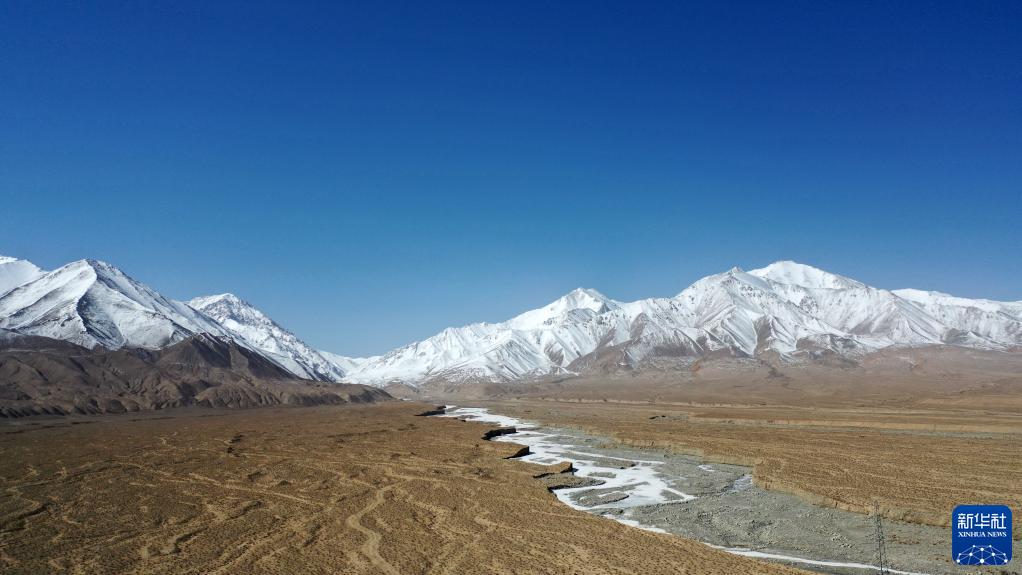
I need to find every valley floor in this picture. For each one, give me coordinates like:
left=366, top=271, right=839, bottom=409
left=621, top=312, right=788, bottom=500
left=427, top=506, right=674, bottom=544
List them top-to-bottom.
left=3, top=385, right=1020, bottom=575
left=478, top=398, right=1022, bottom=541
left=0, top=403, right=806, bottom=575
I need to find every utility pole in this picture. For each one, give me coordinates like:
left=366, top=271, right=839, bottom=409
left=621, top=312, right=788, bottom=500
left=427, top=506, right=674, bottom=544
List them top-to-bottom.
left=872, top=500, right=889, bottom=575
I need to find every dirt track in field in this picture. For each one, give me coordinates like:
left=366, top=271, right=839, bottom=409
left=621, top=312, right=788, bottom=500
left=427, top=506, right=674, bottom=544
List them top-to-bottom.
left=0, top=403, right=806, bottom=575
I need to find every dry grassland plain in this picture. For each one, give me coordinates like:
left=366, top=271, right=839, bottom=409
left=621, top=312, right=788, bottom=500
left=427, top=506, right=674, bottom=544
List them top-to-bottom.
left=0, top=403, right=808, bottom=575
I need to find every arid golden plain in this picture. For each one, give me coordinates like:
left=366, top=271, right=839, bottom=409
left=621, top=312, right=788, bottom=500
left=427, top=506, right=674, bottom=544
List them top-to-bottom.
left=1, top=402, right=810, bottom=575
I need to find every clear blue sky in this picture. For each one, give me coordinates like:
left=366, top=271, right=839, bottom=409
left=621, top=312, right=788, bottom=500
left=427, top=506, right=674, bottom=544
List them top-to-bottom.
left=1, top=2, right=1019, bottom=356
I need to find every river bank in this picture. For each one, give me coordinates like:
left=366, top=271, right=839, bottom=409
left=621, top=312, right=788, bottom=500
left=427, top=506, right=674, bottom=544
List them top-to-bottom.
left=439, top=406, right=990, bottom=575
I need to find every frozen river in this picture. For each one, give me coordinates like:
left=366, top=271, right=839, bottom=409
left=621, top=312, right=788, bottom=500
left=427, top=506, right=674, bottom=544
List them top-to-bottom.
left=437, top=407, right=978, bottom=575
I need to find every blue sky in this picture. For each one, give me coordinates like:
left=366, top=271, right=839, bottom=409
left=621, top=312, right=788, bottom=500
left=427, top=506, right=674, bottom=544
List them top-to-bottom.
left=1, top=2, right=1019, bottom=355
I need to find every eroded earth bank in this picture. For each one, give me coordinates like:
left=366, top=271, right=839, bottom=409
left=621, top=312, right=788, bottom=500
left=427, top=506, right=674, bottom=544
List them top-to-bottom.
left=438, top=406, right=980, bottom=575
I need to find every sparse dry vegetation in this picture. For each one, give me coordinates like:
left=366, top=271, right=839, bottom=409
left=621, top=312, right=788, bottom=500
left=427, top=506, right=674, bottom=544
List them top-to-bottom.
left=0, top=403, right=806, bottom=575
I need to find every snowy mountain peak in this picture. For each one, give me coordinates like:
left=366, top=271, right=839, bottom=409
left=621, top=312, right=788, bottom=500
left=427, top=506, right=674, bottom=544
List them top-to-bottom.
left=2, top=254, right=1019, bottom=389
left=0, top=255, right=354, bottom=383
left=0, top=256, right=44, bottom=297
left=0, top=258, right=231, bottom=350
left=60, top=258, right=130, bottom=285
left=70, top=258, right=114, bottom=274
left=749, top=261, right=864, bottom=290
left=346, top=262, right=1020, bottom=387
left=679, top=266, right=771, bottom=297
left=508, top=287, right=617, bottom=329
left=560, top=287, right=615, bottom=310
left=189, top=292, right=247, bottom=309
left=188, top=293, right=349, bottom=382
left=188, top=293, right=266, bottom=323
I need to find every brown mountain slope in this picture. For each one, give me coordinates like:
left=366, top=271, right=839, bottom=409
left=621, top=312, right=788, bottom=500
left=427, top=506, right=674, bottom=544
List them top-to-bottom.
left=0, top=333, right=390, bottom=417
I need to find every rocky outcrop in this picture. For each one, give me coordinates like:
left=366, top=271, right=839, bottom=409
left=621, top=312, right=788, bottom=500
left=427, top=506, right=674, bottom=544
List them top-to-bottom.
left=482, top=427, right=518, bottom=440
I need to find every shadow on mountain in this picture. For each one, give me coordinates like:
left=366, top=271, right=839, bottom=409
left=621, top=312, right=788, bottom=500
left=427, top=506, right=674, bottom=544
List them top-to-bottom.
left=0, top=331, right=391, bottom=417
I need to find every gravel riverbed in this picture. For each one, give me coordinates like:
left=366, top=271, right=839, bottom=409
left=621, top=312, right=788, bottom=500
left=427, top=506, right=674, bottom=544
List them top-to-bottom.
left=440, top=407, right=1007, bottom=575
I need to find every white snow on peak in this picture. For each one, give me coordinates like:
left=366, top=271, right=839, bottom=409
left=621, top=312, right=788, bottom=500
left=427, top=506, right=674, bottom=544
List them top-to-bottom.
left=0, top=254, right=358, bottom=382
left=1, top=254, right=1018, bottom=388
left=0, top=255, right=356, bottom=382
left=0, top=256, right=45, bottom=298
left=0, top=259, right=232, bottom=350
left=343, top=261, right=1021, bottom=386
left=748, top=261, right=864, bottom=290
left=344, top=287, right=626, bottom=385
left=508, top=287, right=618, bottom=330
left=188, top=292, right=349, bottom=382
left=188, top=293, right=239, bottom=308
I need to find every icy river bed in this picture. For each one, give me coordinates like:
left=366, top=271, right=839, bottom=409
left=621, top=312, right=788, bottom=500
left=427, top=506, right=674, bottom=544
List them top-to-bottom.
left=437, top=406, right=999, bottom=575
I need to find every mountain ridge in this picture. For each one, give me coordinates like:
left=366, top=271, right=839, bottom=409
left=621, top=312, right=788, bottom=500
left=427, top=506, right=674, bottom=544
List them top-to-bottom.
left=0, top=255, right=1018, bottom=388
left=0, top=258, right=234, bottom=351
left=342, top=261, right=1022, bottom=386
left=188, top=293, right=350, bottom=382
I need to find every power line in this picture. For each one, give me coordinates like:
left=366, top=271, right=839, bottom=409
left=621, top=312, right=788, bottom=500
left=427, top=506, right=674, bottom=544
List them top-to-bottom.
left=872, top=500, right=889, bottom=575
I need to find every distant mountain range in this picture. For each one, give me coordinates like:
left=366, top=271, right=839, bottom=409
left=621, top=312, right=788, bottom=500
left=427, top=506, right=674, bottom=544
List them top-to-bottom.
left=1, top=255, right=1019, bottom=388
left=0, top=256, right=361, bottom=383
left=342, top=261, right=1021, bottom=385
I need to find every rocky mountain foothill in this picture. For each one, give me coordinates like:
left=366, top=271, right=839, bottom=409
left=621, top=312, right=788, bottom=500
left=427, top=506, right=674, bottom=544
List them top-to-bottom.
left=0, top=330, right=390, bottom=418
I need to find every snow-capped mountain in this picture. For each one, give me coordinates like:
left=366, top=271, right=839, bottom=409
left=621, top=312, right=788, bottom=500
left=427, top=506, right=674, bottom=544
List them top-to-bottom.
left=2, top=254, right=1018, bottom=388
left=0, top=255, right=359, bottom=383
left=0, top=257, right=44, bottom=297
left=0, top=258, right=234, bottom=350
left=342, top=261, right=1022, bottom=386
left=744, top=264, right=948, bottom=348
left=344, top=288, right=622, bottom=384
left=188, top=293, right=351, bottom=382
left=318, top=350, right=369, bottom=375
